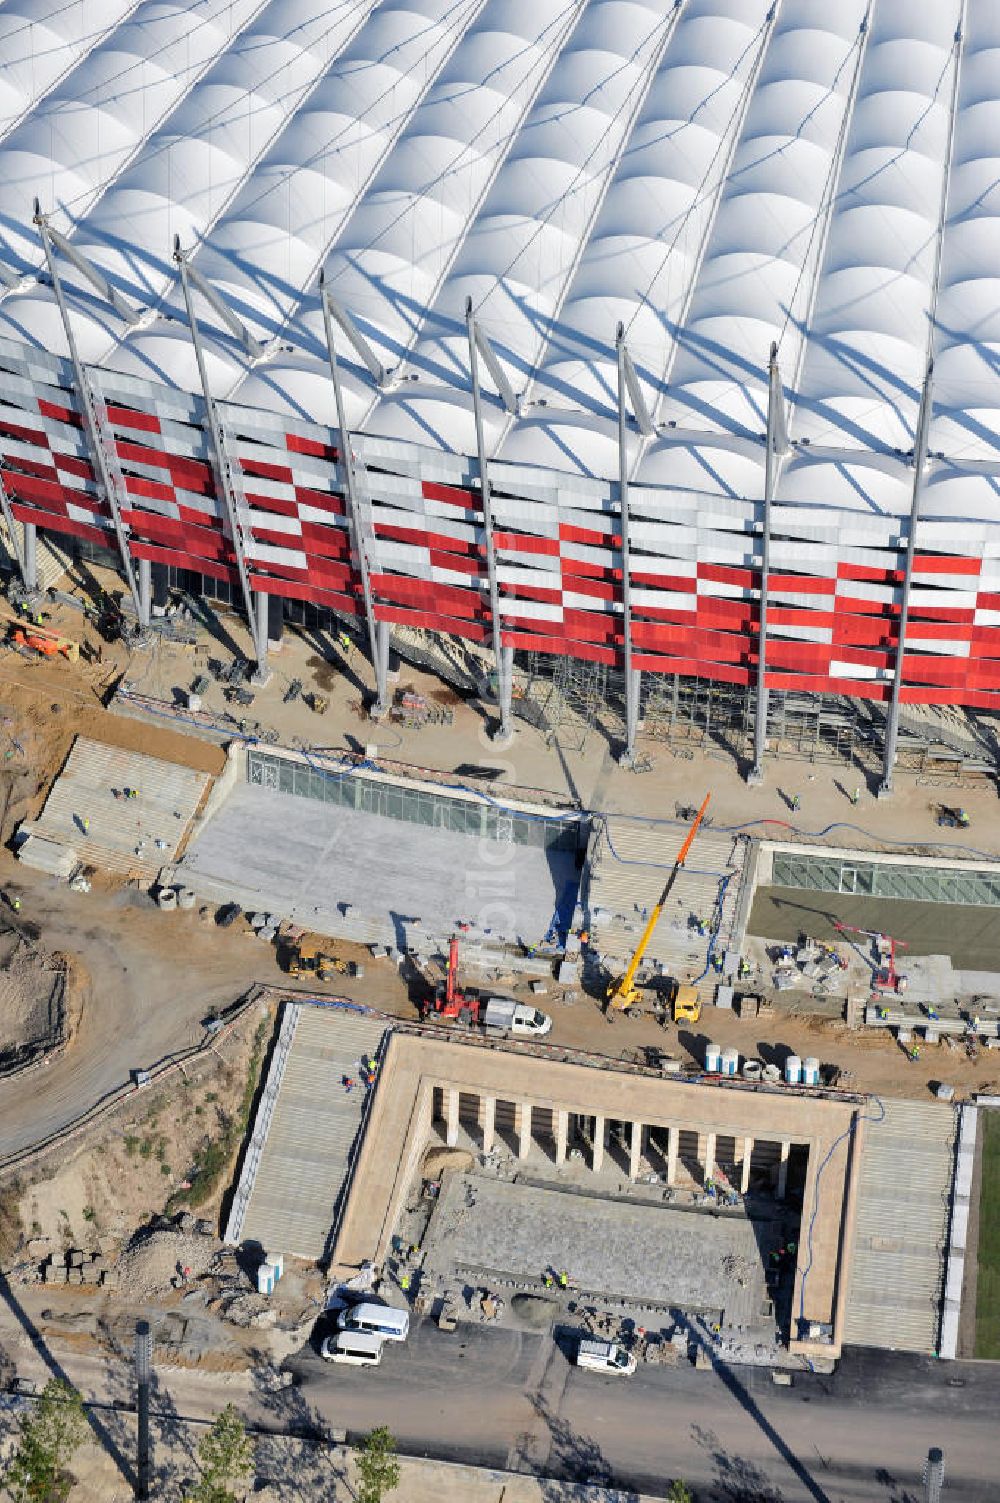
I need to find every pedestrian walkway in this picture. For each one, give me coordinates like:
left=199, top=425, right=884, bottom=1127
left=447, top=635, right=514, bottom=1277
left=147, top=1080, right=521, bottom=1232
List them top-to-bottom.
left=226, top=1004, right=387, bottom=1260
left=842, top=1098, right=957, bottom=1353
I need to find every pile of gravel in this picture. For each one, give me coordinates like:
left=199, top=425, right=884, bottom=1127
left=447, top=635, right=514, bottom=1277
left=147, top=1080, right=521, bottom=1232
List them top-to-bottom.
left=115, top=1229, right=220, bottom=1299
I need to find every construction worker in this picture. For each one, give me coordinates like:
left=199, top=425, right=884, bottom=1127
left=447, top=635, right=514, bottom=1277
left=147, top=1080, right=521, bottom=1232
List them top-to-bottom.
left=850, top=787, right=860, bottom=805
left=790, top=794, right=801, bottom=812
left=81, top=816, right=90, bottom=835
left=9, top=895, right=20, bottom=913
left=909, top=1045, right=920, bottom=1062
left=558, top=1271, right=569, bottom=1290
left=400, top=1272, right=411, bottom=1292
left=543, top=1272, right=554, bottom=1288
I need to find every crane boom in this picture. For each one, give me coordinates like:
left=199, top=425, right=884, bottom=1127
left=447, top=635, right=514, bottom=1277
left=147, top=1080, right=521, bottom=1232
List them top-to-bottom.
left=607, top=793, right=711, bottom=1011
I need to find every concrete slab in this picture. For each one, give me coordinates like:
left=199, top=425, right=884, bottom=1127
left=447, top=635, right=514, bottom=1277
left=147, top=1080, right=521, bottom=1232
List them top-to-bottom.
left=181, top=781, right=579, bottom=949
left=750, top=886, right=1000, bottom=972
left=423, top=1171, right=773, bottom=1325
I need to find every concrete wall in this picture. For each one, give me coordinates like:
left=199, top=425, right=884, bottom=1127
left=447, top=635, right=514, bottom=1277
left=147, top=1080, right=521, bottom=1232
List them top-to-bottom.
left=332, top=1030, right=862, bottom=1358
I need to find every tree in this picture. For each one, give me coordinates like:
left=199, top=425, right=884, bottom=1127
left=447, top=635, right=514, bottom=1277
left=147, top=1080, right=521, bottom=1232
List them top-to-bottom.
left=3, top=1378, right=87, bottom=1503
left=183, top=1405, right=254, bottom=1503
left=355, top=1427, right=400, bottom=1503
left=666, top=1482, right=693, bottom=1503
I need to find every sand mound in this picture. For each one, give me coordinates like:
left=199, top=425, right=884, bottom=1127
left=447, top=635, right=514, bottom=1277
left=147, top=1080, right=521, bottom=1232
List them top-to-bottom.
left=421, top=1146, right=475, bottom=1177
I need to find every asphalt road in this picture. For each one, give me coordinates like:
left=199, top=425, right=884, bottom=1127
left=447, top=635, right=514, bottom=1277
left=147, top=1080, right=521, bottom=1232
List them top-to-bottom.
left=0, top=863, right=271, bottom=1158
left=4, top=1270, right=998, bottom=1501
left=283, top=1322, right=1000, bottom=1502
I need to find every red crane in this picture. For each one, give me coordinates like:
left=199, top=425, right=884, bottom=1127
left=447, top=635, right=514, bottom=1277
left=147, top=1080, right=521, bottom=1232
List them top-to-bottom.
left=833, top=922, right=909, bottom=993
left=421, top=936, right=485, bottom=1023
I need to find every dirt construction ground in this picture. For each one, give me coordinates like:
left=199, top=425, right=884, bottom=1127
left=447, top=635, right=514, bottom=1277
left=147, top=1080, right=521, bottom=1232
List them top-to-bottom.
left=0, top=568, right=998, bottom=1188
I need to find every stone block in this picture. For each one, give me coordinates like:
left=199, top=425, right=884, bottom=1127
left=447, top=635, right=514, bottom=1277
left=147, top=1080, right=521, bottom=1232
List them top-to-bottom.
left=67, top=1268, right=84, bottom=1285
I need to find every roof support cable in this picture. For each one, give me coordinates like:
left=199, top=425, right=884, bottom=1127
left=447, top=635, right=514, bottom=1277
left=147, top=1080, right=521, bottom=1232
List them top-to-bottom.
left=880, top=4, right=965, bottom=796
left=33, top=198, right=145, bottom=625
left=174, top=236, right=268, bottom=676
left=320, top=271, right=389, bottom=715
left=467, top=296, right=511, bottom=741
left=616, top=322, right=642, bottom=765
left=748, top=342, right=789, bottom=786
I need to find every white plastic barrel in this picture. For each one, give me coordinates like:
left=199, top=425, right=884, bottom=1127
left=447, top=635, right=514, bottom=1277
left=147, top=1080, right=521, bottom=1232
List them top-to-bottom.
left=187, top=692, right=202, bottom=713
left=705, top=1042, right=722, bottom=1073
left=721, top=1047, right=739, bottom=1077
left=784, top=1054, right=802, bottom=1085
left=803, top=1056, right=820, bottom=1086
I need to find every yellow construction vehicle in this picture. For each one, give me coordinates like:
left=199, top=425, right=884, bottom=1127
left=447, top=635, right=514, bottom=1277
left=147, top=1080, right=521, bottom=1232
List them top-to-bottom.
left=606, top=794, right=710, bottom=1015
left=281, top=934, right=363, bottom=980
left=670, top=979, right=701, bottom=1025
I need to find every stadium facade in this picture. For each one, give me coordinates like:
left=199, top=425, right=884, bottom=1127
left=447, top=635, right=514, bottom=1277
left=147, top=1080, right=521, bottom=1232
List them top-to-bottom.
left=0, top=0, right=998, bottom=784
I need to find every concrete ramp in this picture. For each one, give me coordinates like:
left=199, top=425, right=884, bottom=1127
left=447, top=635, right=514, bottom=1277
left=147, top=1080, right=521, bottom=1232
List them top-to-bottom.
left=585, top=818, right=747, bottom=1000
left=226, top=1004, right=387, bottom=1262
left=843, top=1099, right=957, bottom=1353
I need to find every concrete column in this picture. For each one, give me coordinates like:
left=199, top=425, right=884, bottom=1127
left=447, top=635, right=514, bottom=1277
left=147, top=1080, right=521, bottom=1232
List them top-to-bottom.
left=23, top=522, right=37, bottom=593
left=137, top=556, right=151, bottom=627
left=151, top=560, right=170, bottom=612
left=252, top=591, right=270, bottom=682
left=267, top=592, right=284, bottom=648
left=372, top=618, right=390, bottom=718
left=497, top=642, right=514, bottom=742
left=445, top=1088, right=459, bottom=1149
left=480, top=1095, right=495, bottom=1155
left=517, top=1102, right=532, bottom=1161
left=555, top=1108, right=569, bottom=1167
left=592, top=1115, right=605, bottom=1173
left=629, top=1121, right=643, bottom=1182
left=666, top=1126, right=678, bottom=1187
left=704, top=1131, right=716, bottom=1185
left=741, top=1136, right=754, bottom=1195
left=777, top=1140, right=790, bottom=1200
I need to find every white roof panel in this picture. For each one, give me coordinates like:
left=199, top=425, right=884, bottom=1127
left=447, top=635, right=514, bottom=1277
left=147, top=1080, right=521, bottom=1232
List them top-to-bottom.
left=0, top=0, right=993, bottom=511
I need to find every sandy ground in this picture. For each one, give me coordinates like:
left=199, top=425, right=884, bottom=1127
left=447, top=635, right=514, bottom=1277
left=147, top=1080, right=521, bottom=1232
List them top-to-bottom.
left=0, top=566, right=996, bottom=1285
left=15, top=998, right=272, bottom=1253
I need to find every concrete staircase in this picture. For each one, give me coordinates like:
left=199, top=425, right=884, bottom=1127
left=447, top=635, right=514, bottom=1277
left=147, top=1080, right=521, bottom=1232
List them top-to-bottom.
left=584, top=819, right=748, bottom=1002
left=231, top=1006, right=387, bottom=1262
left=842, top=1099, right=958, bottom=1354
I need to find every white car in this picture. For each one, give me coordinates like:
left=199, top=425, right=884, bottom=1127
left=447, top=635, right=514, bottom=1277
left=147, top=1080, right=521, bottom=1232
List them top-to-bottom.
left=320, top=1331, right=384, bottom=1366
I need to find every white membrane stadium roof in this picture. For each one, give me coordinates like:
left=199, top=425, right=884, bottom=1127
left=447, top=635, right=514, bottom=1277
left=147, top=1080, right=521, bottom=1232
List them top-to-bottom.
left=1, top=0, right=999, bottom=520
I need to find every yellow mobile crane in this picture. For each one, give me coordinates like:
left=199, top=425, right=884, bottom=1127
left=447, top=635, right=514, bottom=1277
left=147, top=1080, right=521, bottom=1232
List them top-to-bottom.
left=606, top=793, right=711, bottom=1018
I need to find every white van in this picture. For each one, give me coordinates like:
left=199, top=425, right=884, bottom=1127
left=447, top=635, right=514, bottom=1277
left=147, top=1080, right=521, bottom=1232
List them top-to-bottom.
left=482, top=998, right=553, bottom=1037
left=337, top=1303, right=410, bottom=1343
left=320, top=1330, right=384, bottom=1366
left=576, top=1338, right=637, bottom=1375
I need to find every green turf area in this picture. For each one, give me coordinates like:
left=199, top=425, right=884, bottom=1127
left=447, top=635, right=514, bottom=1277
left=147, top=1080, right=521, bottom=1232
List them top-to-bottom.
left=975, top=1111, right=1000, bottom=1359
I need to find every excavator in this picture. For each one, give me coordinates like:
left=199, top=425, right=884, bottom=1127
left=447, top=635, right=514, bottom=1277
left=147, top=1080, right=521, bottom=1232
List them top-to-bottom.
left=606, top=793, right=710, bottom=1020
